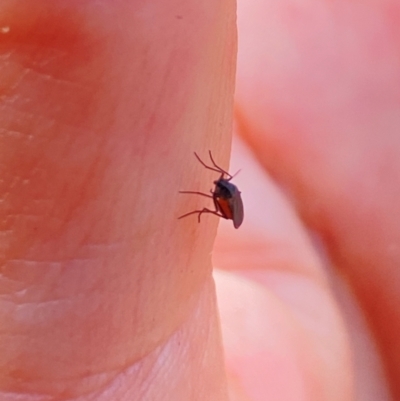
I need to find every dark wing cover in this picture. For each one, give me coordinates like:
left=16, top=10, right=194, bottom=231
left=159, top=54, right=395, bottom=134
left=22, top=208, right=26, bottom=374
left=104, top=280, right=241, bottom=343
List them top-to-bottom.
left=231, top=192, right=244, bottom=229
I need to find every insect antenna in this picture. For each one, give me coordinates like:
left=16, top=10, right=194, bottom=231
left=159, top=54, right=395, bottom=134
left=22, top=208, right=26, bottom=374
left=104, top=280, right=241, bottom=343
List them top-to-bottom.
left=192, top=151, right=232, bottom=179
left=207, top=151, right=233, bottom=179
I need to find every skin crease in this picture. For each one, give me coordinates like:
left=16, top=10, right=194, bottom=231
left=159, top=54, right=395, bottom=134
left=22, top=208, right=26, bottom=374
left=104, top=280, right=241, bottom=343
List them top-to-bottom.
left=0, top=2, right=397, bottom=401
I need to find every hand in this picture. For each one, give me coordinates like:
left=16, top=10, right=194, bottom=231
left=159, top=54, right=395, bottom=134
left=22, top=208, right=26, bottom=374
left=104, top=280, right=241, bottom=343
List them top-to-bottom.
left=215, top=0, right=398, bottom=400
left=0, top=1, right=234, bottom=399
left=1, top=1, right=397, bottom=400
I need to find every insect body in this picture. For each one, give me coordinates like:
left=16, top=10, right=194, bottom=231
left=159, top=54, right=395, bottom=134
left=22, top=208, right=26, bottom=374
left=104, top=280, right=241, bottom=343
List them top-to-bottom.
left=179, top=151, right=244, bottom=229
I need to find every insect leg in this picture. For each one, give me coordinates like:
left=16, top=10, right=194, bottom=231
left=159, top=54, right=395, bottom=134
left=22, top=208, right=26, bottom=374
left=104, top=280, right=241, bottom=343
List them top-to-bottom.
left=207, top=151, right=233, bottom=179
left=194, top=152, right=225, bottom=175
left=179, top=190, right=213, bottom=199
left=178, top=208, right=226, bottom=222
left=197, top=208, right=226, bottom=222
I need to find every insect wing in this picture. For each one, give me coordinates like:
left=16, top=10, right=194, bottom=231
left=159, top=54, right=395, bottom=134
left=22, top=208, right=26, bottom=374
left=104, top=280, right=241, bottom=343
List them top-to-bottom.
left=231, top=191, right=244, bottom=229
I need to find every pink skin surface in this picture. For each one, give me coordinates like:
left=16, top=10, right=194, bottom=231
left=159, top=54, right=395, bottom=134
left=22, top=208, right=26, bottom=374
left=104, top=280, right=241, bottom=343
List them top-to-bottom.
left=0, top=0, right=398, bottom=400
left=0, top=0, right=235, bottom=399
left=214, top=0, right=397, bottom=400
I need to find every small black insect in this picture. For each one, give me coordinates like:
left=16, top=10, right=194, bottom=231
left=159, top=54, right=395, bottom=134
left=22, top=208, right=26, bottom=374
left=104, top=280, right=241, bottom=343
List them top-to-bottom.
left=178, top=151, right=244, bottom=229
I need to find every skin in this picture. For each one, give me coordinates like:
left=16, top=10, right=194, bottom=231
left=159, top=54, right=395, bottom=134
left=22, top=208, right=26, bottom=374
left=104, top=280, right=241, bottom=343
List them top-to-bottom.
left=0, top=0, right=398, bottom=400
left=0, top=0, right=234, bottom=399
left=214, top=0, right=398, bottom=399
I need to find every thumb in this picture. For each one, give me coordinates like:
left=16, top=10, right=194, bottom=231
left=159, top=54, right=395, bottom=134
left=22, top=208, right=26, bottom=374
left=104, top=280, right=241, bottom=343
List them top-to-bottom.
left=0, top=1, right=236, bottom=400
